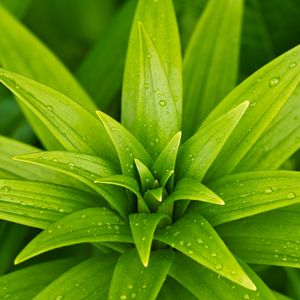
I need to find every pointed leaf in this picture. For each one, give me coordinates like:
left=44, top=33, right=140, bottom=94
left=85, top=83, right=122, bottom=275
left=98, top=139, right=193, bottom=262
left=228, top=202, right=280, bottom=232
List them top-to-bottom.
left=76, top=0, right=136, bottom=109
left=122, top=0, right=182, bottom=148
left=183, top=0, right=244, bottom=137
left=0, top=5, right=97, bottom=149
left=203, top=45, right=300, bottom=180
left=0, top=69, right=117, bottom=162
left=236, top=84, right=300, bottom=171
left=177, top=101, right=249, bottom=181
left=97, top=111, right=152, bottom=177
left=152, top=131, right=181, bottom=187
left=14, top=151, right=132, bottom=219
left=134, top=159, right=156, bottom=192
left=195, top=171, right=300, bottom=226
left=95, top=175, right=149, bottom=213
left=0, top=179, right=99, bottom=229
left=217, top=207, right=300, bottom=267
left=16, top=208, right=133, bottom=264
left=155, top=210, right=256, bottom=290
left=129, top=213, right=171, bottom=267
left=108, top=249, right=174, bottom=300
left=170, top=253, right=275, bottom=300
left=35, top=255, right=118, bottom=300
left=0, top=258, right=78, bottom=300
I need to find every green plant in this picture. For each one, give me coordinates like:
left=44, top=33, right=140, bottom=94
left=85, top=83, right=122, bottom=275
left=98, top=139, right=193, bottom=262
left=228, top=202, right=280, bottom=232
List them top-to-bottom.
left=0, top=0, right=300, bottom=299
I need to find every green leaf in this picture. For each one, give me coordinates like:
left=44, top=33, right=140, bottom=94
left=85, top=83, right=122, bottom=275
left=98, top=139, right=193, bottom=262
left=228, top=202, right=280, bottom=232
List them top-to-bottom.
left=0, top=0, right=32, bottom=18
left=76, top=0, right=136, bottom=109
left=122, top=0, right=182, bottom=151
left=182, top=0, right=244, bottom=137
left=0, top=4, right=97, bottom=149
left=203, top=45, right=300, bottom=181
left=0, top=68, right=117, bottom=162
left=236, top=84, right=300, bottom=171
left=177, top=101, right=249, bottom=181
left=96, top=111, right=152, bottom=177
left=152, top=132, right=181, bottom=187
left=14, top=151, right=132, bottom=219
left=134, top=159, right=156, bottom=193
left=195, top=171, right=300, bottom=226
left=95, top=175, right=149, bottom=213
left=0, top=179, right=99, bottom=229
left=144, top=188, right=165, bottom=211
left=217, top=206, right=300, bottom=267
left=16, top=207, right=133, bottom=264
left=155, top=210, right=256, bottom=290
left=129, top=213, right=171, bottom=267
left=108, top=249, right=174, bottom=300
left=169, top=253, right=275, bottom=300
left=34, top=254, right=118, bottom=300
left=0, top=258, right=78, bottom=300
left=285, top=268, right=300, bottom=299
left=272, top=290, right=293, bottom=300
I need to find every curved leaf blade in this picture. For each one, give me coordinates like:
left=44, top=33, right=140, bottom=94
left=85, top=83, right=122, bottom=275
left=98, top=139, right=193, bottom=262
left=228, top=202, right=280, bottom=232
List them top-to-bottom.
left=16, top=208, right=133, bottom=264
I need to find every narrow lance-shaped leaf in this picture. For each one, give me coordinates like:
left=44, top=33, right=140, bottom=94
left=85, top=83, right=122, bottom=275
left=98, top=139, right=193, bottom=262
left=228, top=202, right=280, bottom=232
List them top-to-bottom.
left=76, top=0, right=136, bottom=109
left=122, top=0, right=182, bottom=141
left=183, top=0, right=244, bottom=137
left=0, top=5, right=97, bottom=149
left=204, top=45, right=300, bottom=181
left=0, top=69, right=118, bottom=163
left=236, top=83, right=300, bottom=171
left=176, top=101, right=249, bottom=181
left=97, top=111, right=152, bottom=177
left=14, top=151, right=132, bottom=219
left=134, top=159, right=156, bottom=193
left=194, top=171, right=300, bottom=226
left=0, top=179, right=99, bottom=229
left=217, top=206, right=300, bottom=268
left=15, top=208, right=133, bottom=264
left=155, top=210, right=256, bottom=290
left=129, top=213, right=171, bottom=267
left=108, top=249, right=174, bottom=300
left=169, top=253, right=276, bottom=300
left=35, top=255, right=119, bottom=300
left=0, top=258, right=78, bottom=300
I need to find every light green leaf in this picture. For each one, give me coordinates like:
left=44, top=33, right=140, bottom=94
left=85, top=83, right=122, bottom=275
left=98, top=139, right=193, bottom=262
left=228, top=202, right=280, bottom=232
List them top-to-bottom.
left=76, top=0, right=136, bottom=109
left=122, top=0, right=182, bottom=149
left=183, top=0, right=244, bottom=137
left=0, top=4, right=97, bottom=149
left=203, top=45, right=300, bottom=181
left=0, top=69, right=117, bottom=162
left=236, top=84, right=300, bottom=171
left=177, top=101, right=249, bottom=181
left=96, top=111, right=152, bottom=177
left=152, top=132, right=181, bottom=187
left=14, top=151, right=132, bottom=218
left=134, top=159, right=156, bottom=193
left=195, top=171, right=300, bottom=226
left=95, top=175, right=149, bottom=213
left=0, top=179, right=99, bottom=229
left=144, top=188, right=165, bottom=211
left=217, top=206, right=300, bottom=267
left=16, top=207, right=133, bottom=264
left=155, top=210, right=256, bottom=290
left=129, top=213, right=171, bottom=267
left=108, top=249, right=174, bottom=300
left=169, top=253, right=275, bottom=300
left=34, top=254, right=118, bottom=300
left=0, top=258, right=78, bottom=300
left=157, top=277, right=198, bottom=300
left=272, top=290, right=293, bottom=300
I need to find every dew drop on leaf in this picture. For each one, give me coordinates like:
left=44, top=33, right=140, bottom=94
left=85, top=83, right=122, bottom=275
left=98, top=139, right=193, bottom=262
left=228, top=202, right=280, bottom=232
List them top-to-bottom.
left=289, top=62, right=297, bottom=68
left=269, top=77, right=280, bottom=87
left=159, top=100, right=166, bottom=107
left=1, top=186, right=11, bottom=192
left=264, top=187, right=273, bottom=195
left=287, top=192, right=296, bottom=199
left=215, top=264, right=223, bottom=270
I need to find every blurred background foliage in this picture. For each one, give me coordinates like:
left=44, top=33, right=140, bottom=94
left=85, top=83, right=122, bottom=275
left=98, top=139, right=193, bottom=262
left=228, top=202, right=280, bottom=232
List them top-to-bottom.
left=0, top=0, right=300, bottom=298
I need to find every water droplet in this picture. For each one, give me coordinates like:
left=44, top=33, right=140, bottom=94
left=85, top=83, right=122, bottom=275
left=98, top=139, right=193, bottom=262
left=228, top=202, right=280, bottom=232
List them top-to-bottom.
left=147, top=53, right=152, bottom=59
left=289, top=62, right=297, bottom=68
left=269, top=77, right=280, bottom=87
left=144, top=83, right=149, bottom=89
left=159, top=100, right=166, bottom=107
left=250, top=101, right=256, bottom=108
left=111, top=126, right=116, bottom=132
left=216, top=138, right=221, bottom=143
left=68, top=163, right=75, bottom=169
left=1, top=186, right=11, bottom=192
left=265, top=187, right=273, bottom=195
left=287, top=192, right=296, bottom=199
left=59, top=208, right=64, bottom=213
left=81, top=214, right=86, bottom=219
left=48, top=229, right=53, bottom=234
left=197, top=238, right=204, bottom=244
left=179, top=240, right=185, bottom=246
left=188, top=250, right=194, bottom=254
left=210, top=252, right=217, bottom=257
left=215, top=264, right=223, bottom=270
left=127, top=283, right=133, bottom=289
left=131, top=293, right=136, bottom=299
left=244, top=294, right=250, bottom=299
